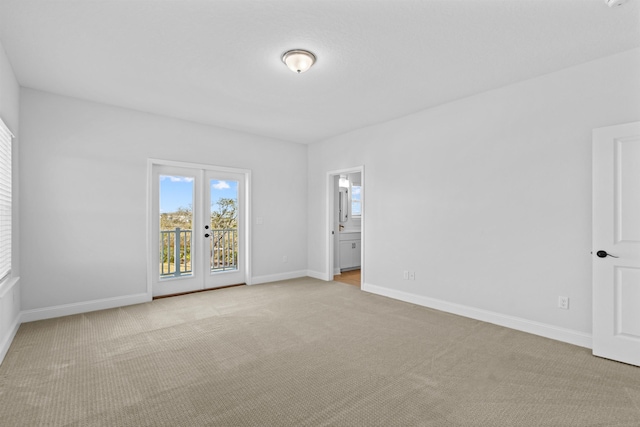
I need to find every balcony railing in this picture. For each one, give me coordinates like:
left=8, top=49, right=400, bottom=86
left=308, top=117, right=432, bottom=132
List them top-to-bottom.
left=160, top=228, right=237, bottom=278
left=160, top=228, right=192, bottom=277
left=209, top=228, right=238, bottom=272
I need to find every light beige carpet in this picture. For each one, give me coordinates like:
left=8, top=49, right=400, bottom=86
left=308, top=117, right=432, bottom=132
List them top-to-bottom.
left=1, top=277, right=639, bottom=426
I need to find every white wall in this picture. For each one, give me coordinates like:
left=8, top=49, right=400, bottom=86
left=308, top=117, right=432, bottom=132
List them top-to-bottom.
left=0, top=38, right=20, bottom=363
left=308, top=48, right=640, bottom=345
left=19, top=89, right=308, bottom=315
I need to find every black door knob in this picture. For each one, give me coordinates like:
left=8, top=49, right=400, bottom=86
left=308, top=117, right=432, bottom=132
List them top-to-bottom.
left=204, top=233, right=210, bottom=238
left=596, top=250, right=618, bottom=258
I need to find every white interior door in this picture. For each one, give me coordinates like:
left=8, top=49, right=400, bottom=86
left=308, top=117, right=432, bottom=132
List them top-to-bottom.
left=592, top=121, right=640, bottom=367
left=151, top=163, right=247, bottom=297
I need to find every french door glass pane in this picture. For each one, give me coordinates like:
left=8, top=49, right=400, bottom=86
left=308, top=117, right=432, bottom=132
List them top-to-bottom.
left=159, top=175, right=194, bottom=278
left=210, top=179, right=238, bottom=272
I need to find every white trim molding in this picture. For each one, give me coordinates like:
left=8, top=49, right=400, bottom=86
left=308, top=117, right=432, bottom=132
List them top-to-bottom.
left=251, top=270, right=308, bottom=285
left=307, top=270, right=329, bottom=281
left=363, top=283, right=592, bottom=349
left=21, top=293, right=151, bottom=323
left=0, top=315, right=20, bottom=365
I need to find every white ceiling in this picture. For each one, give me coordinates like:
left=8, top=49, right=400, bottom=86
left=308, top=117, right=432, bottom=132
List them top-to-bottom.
left=0, top=0, right=639, bottom=144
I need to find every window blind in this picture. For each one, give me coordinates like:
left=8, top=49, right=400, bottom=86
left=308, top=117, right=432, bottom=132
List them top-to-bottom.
left=0, top=118, right=13, bottom=282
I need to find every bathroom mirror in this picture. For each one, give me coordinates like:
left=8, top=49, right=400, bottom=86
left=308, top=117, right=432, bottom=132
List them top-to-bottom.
left=339, top=188, right=349, bottom=223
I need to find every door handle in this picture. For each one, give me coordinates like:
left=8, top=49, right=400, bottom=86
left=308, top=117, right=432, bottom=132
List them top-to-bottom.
left=204, top=233, right=210, bottom=238
left=596, top=250, right=618, bottom=258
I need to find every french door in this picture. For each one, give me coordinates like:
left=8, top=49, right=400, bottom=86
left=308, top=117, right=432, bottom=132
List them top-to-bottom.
left=150, top=162, right=247, bottom=297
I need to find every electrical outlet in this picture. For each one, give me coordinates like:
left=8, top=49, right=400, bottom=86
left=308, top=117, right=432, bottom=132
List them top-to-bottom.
left=282, top=255, right=288, bottom=263
left=403, top=271, right=409, bottom=280
left=408, top=271, right=415, bottom=280
left=558, top=296, right=569, bottom=310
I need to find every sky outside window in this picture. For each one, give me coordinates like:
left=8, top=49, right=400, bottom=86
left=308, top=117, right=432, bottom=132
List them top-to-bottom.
left=160, top=175, right=237, bottom=213
left=210, top=180, right=238, bottom=214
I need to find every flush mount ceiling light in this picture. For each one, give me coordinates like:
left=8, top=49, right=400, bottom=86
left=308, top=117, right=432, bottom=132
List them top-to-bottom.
left=605, top=0, right=630, bottom=6
left=281, top=49, right=316, bottom=73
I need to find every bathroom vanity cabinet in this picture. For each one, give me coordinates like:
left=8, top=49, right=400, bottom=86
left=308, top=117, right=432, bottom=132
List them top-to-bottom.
left=339, top=232, right=361, bottom=271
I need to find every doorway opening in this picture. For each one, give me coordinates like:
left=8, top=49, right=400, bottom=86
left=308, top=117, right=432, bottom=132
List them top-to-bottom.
left=326, top=166, right=364, bottom=288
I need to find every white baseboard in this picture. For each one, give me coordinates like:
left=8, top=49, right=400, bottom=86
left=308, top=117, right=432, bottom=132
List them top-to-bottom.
left=251, top=270, right=309, bottom=285
left=307, top=270, right=329, bottom=281
left=362, top=283, right=592, bottom=349
left=21, top=293, right=151, bottom=323
left=0, top=314, right=21, bottom=365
